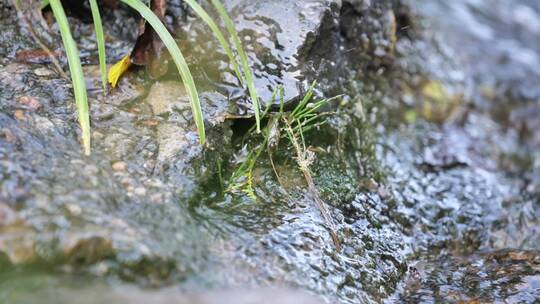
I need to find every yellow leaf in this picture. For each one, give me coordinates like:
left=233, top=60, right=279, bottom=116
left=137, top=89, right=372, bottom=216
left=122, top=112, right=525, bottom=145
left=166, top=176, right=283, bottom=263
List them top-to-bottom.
left=108, top=55, right=131, bottom=88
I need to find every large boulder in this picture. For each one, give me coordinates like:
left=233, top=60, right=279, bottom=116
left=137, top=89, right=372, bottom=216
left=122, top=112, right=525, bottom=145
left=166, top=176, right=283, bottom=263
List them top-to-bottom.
left=181, top=0, right=403, bottom=111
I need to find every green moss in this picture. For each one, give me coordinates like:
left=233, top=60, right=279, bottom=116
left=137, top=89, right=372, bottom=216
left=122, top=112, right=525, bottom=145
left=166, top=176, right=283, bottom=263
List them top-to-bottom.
left=312, top=156, right=358, bottom=205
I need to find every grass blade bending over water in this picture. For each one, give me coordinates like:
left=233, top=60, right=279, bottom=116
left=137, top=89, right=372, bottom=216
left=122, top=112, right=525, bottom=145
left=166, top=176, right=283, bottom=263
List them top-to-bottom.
left=40, top=0, right=49, bottom=9
left=49, top=0, right=91, bottom=155
left=89, top=0, right=107, bottom=90
left=120, top=0, right=206, bottom=144
left=183, top=0, right=243, bottom=84
left=210, top=0, right=261, bottom=133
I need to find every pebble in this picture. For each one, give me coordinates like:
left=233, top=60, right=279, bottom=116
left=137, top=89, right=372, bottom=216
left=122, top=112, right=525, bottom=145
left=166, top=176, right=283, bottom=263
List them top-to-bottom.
left=33, top=67, right=55, bottom=77
left=145, top=81, right=188, bottom=115
left=18, top=96, right=41, bottom=111
left=13, top=109, right=25, bottom=120
left=1, top=128, right=16, bottom=143
left=93, top=130, right=105, bottom=140
left=112, top=161, right=128, bottom=172
left=120, top=177, right=131, bottom=188
left=133, top=187, right=147, bottom=196
left=66, top=204, right=82, bottom=216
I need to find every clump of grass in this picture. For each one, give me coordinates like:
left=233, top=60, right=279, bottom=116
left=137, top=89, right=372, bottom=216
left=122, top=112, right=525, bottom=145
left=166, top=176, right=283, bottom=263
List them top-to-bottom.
left=41, top=0, right=260, bottom=152
left=43, top=0, right=206, bottom=148
left=48, top=0, right=91, bottom=155
left=121, top=0, right=205, bottom=144
left=228, top=82, right=327, bottom=193
left=280, top=82, right=341, bottom=250
left=226, top=83, right=341, bottom=250
left=227, top=87, right=277, bottom=196
left=281, top=97, right=341, bottom=251
left=227, top=146, right=261, bottom=200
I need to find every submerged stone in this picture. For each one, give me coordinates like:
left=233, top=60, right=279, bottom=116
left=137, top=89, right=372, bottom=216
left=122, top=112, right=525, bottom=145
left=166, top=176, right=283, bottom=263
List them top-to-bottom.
left=146, top=81, right=189, bottom=116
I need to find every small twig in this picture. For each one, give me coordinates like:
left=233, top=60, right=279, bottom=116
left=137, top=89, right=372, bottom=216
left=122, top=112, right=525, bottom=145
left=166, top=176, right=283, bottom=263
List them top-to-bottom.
left=11, top=0, right=69, bottom=80
left=283, top=118, right=341, bottom=251
left=267, top=148, right=291, bottom=199
left=302, top=166, right=341, bottom=251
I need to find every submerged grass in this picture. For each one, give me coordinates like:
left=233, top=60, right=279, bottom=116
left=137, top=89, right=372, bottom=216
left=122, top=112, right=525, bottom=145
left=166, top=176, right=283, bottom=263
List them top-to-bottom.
left=49, top=0, right=91, bottom=155
left=120, top=0, right=205, bottom=144
left=226, top=83, right=341, bottom=249
left=228, top=84, right=327, bottom=189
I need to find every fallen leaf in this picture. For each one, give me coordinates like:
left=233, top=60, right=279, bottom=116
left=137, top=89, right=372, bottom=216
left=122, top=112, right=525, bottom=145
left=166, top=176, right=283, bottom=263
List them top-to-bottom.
left=130, top=0, right=171, bottom=79
left=16, top=49, right=62, bottom=64
left=108, top=54, right=132, bottom=88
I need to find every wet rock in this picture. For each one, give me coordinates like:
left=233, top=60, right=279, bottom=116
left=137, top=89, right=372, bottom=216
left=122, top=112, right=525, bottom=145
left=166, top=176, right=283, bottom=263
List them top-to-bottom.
left=182, top=0, right=405, bottom=110
left=347, top=0, right=372, bottom=13
left=1, top=1, right=539, bottom=303
left=0, top=2, right=39, bottom=65
left=378, top=2, right=540, bottom=302
left=0, top=59, right=213, bottom=276
left=33, top=67, right=56, bottom=77
left=146, top=81, right=189, bottom=116
left=510, top=103, right=540, bottom=146
left=186, top=120, right=407, bottom=303
left=156, top=123, right=189, bottom=162
left=0, top=203, right=36, bottom=264
left=0, top=203, right=18, bottom=226
left=0, top=230, right=36, bottom=264
left=59, top=231, right=114, bottom=264
left=391, top=250, right=540, bottom=302
left=4, top=282, right=325, bottom=304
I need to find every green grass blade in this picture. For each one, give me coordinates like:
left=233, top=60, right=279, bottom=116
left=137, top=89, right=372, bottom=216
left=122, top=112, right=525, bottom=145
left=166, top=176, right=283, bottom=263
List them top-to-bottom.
left=41, top=0, right=49, bottom=9
left=49, top=0, right=91, bottom=155
left=89, top=0, right=107, bottom=91
left=121, top=0, right=205, bottom=144
left=183, top=0, right=243, bottom=84
left=210, top=0, right=260, bottom=133
left=291, top=80, right=317, bottom=117
left=279, top=84, right=285, bottom=114
left=263, top=86, right=278, bottom=117
left=295, top=99, right=327, bottom=119
left=293, top=114, right=324, bottom=132
left=297, top=119, right=306, bottom=150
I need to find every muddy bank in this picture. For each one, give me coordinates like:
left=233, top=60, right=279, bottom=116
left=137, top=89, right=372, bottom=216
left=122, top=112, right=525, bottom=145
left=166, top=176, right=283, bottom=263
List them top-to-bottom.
left=0, top=0, right=539, bottom=303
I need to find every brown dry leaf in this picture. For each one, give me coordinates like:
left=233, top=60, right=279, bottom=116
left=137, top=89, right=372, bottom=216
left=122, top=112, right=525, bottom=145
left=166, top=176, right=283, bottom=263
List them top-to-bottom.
left=130, top=0, right=171, bottom=79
